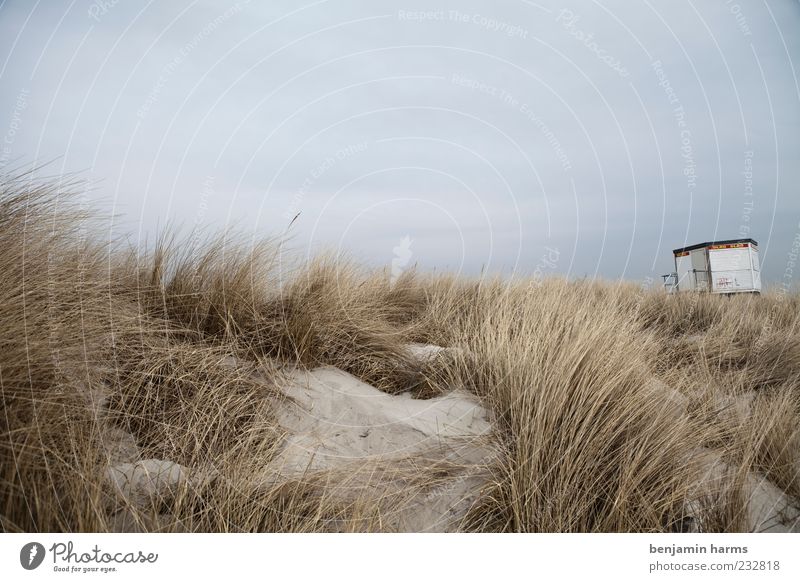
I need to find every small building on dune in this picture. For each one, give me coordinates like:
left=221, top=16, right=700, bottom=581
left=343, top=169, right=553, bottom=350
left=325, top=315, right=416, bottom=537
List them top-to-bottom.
left=663, top=238, right=761, bottom=294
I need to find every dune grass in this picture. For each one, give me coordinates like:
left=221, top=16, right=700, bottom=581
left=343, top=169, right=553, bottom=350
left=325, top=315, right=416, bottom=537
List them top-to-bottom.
left=1, top=176, right=798, bottom=532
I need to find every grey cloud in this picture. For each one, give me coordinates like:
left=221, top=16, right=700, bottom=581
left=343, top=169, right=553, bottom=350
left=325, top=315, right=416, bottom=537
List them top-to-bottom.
left=0, top=0, right=798, bottom=284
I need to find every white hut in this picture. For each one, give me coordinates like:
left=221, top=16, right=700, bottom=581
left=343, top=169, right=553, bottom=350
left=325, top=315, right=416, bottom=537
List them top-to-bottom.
left=664, top=238, right=761, bottom=294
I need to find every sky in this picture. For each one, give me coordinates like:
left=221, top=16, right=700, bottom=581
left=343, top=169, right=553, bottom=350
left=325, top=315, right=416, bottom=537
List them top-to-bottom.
left=1, top=0, right=799, bottom=285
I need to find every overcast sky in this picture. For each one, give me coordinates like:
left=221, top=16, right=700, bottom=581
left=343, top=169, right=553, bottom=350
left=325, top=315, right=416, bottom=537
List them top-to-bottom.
left=1, top=0, right=799, bottom=284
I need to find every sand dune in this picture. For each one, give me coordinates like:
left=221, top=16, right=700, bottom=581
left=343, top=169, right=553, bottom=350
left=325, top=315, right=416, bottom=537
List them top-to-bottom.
left=2, top=181, right=799, bottom=532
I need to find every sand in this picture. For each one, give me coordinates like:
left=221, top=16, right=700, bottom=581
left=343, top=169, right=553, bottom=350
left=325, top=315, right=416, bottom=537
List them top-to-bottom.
left=97, top=343, right=799, bottom=532
left=265, top=364, right=496, bottom=531
left=686, top=448, right=800, bottom=532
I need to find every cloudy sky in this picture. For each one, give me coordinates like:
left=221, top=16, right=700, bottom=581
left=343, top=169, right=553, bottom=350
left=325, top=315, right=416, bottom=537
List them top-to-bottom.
left=1, top=0, right=799, bottom=284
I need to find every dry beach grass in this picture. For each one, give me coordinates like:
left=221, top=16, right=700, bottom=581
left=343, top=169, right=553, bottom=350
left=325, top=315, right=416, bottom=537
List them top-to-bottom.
left=1, top=176, right=799, bottom=532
